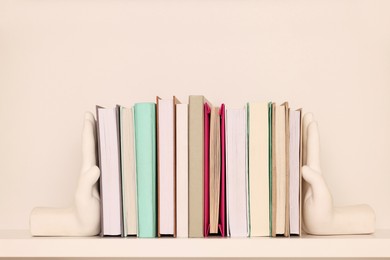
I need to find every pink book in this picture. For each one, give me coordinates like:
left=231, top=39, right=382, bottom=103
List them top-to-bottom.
left=204, top=103, right=226, bottom=237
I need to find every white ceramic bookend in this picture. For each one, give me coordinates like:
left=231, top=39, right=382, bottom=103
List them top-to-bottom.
left=30, top=112, right=101, bottom=236
left=302, top=113, right=375, bottom=235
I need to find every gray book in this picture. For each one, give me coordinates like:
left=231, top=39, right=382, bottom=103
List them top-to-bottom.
left=188, top=95, right=207, bottom=238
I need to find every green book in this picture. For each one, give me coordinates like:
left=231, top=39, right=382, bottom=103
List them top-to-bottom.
left=134, top=102, right=157, bottom=238
left=268, top=102, right=273, bottom=236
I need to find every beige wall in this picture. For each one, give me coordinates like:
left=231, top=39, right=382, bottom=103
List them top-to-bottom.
left=0, top=0, right=389, bottom=230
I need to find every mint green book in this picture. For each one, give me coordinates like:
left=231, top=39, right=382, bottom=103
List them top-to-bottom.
left=134, top=103, right=157, bottom=238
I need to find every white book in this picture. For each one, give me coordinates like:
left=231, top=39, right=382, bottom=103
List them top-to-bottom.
left=157, top=97, right=175, bottom=236
left=247, top=102, right=270, bottom=237
left=176, top=103, right=188, bottom=238
left=96, top=106, right=123, bottom=236
left=119, top=106, right=137, bottom=236
left=226, top=107, right=248, bottom=237
left=289, top=109, right=301, bottom=235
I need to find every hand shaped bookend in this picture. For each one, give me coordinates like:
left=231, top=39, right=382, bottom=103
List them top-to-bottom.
left=30, top=112, right=100, bottom=236
left=302, top=113, right=375, bottom=235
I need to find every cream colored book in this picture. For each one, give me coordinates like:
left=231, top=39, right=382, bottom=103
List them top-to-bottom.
left=247, top=102, right=270, bottom=237
left=271, top=102, right=289, bottom=237
left=176, top=103, right=188, bottom=238
left=119, top=106, right=137, bottom=236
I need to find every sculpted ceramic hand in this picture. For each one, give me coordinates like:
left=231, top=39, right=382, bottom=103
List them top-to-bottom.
left=30, top=112, right=100, bottom=236
left=302, top=113, right=375, bottom=235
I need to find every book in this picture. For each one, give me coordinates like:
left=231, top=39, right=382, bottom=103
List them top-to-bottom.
left=188, top=95, right=208, bottom=238
left=156, top=96, right=177, bottom=237
left=134, top=102, right=157, bottom=238
left=176, top=102, right=188, bottom=238
left=247, top=102, right=270, bottom=236
left=268, top=102, right=273, bottom=235
left=271, top=102, right=290, bottom=237
left=204, top=103, right=225, bottom=236
left=204, top=103, right=211, bottom=236
left=219, top=104, right=226, bottom=237
left=119, top=105, right=137, bottom=237
left=209, top=105, right=221, bottom=235
left=96, top=106, right=123, bottom=236
left=225, top=107, right=249, bottom=237
left=289, top=108, right=302, bottom=236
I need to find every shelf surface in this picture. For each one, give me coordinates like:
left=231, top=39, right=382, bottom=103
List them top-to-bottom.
left=0, top=229, right=390, bottom=258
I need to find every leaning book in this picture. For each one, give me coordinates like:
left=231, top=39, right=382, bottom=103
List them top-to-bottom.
left=119, top=105, right=137, bottom=236
left=96, top=106, right=123, bottom=236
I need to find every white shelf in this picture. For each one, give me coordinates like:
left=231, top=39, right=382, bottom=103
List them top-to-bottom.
left=1, top=230, right=390, bottom=258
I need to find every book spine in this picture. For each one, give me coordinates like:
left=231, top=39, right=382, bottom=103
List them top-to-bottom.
left=188, top=95, right=204, bottom=238
left=248, top=102, right=270, bottom=237
left=268, top=102, right=273, bottom=236
left=134, top=103, right=157, bottom=238
left=176, top=104, right=188, bottom=238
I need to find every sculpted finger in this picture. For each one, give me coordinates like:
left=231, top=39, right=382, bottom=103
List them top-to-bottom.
left=81, top=112, right=97, bottom=173
left=302, top=113, right=314, bottom=165
left=306, top=121, right=321, bottom=172
left=77, top=166, right=101, bottom=199
left=86, top=166, right=100, bottom=187
left=302, top=166, right=325, bottom=200
left=302, top=166, right=320, bottom=185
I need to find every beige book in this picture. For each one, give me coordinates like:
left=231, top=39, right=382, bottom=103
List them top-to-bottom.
left=188, top=95, right=207, bottom=237
left=248, top=102, right=270, bottom=237
left=271, top=102, right=290, bottom=237
left=119, top=106, right=137, bottom=236
left=209, top=106, right=221, bottom=234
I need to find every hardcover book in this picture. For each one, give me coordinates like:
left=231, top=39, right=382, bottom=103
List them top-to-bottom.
left=188, top=95, right=209, bottom=238
left=156, top=96, right=178, bottom=237
left=134, top=102, right=157, bottom=238
left=176, top=102, right=189, bottom=238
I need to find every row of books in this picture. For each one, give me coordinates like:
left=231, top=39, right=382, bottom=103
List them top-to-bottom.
left=96, top=95, right=302, bottom=238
